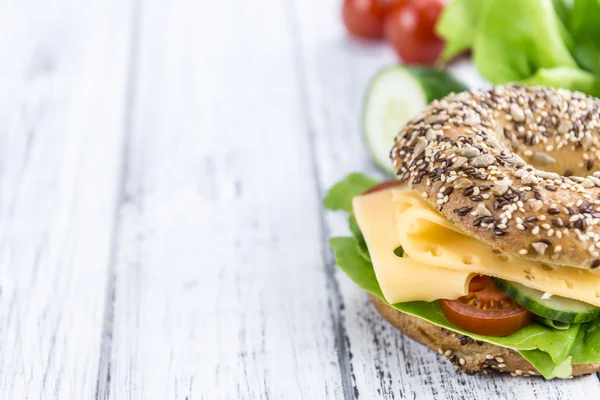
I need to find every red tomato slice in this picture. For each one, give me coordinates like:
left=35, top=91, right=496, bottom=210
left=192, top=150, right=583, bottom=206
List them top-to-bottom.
left=384, top=0, right=446, bottom=65
left=363, top=180, right=404, bottom=195
left=440, top=275, right=533, bottom=336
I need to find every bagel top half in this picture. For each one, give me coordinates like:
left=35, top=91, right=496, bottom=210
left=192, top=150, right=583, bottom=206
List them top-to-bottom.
left=391, top=85, right=600, bottom=270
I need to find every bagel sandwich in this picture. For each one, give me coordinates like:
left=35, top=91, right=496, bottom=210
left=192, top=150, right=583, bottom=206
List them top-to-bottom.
left=325, top=85, right=600, bottom=379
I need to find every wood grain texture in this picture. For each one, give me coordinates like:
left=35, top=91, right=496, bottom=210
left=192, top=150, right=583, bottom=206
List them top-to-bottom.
left=0, top=0, right=134, bottom=398
left=2, top=0, right=599, bottom=398
left=105, top=0, right=345, bottom=399
left=290, top=0, right=600, bottom=398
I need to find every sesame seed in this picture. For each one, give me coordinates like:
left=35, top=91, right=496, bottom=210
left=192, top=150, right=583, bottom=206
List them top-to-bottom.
left=391, top=86, right=600, bottom=264
left=454, top=206, right=473, bottom=216
left=532, top=242, right=549, bottom=255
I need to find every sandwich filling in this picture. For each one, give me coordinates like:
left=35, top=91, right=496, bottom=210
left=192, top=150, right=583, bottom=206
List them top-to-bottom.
left=326, top=173, right=600, bottom=379
left=355, top=186, right=600, bottom=306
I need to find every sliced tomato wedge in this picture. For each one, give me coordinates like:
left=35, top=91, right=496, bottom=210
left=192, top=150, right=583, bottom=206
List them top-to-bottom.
left=363, top=180, right=404, bottom=195
left=440, top=275, right=533, bottom=336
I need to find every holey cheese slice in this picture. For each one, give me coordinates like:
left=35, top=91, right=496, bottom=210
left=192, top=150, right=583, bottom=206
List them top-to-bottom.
left=352, top=187, right=600, bottom=306
left=352, top=188, right=471, bottom=303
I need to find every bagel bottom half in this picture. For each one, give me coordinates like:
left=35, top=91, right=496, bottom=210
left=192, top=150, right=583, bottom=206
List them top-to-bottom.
left=369, top=294, right=600, bottom=377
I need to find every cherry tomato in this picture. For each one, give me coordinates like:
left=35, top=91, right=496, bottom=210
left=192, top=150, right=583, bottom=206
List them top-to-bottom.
left=342, top=0, right=385, bottom=39
left=342, top=0, right=409, bottom=39
left=379, top=0, right=409, bottom=13
left=384, top=0, right=446, bottom=65
left=363, top=180, right=404, bottom=195
left=440, top=275, right=533, bottom=336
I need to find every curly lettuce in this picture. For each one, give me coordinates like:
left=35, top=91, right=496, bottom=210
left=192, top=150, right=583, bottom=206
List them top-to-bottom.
left=436, top=0, right=600, bottom=97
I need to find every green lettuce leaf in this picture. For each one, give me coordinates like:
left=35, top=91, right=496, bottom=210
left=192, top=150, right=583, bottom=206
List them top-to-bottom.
left=436, top=0, right=492, bottom=61
left=436, top=0, right=600, bottom=97
left=437, top=0, right=578, bottom=79
left=472, top=0, right=578, bottom=84
left=570, top=0, right=600, bottom=74
left=521, top=67, right=600, bottom=96
left=323, top=173, right=378, bottom=213
left=326, top=173, right=600, bottom=379
left=348, top=216, right=371, bottom=262
left=331, top=237, right=382, bottom=297
left=536, top=316, right=571, bottom=330
left=570, top=318, right=600, bottom=363
left=520, top=351, right=573, bottom=378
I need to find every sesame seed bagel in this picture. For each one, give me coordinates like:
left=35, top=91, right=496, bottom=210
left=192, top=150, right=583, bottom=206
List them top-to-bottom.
left=392, top=85, right=600, bottom=270
left=370, top=295, right=600, bottom=377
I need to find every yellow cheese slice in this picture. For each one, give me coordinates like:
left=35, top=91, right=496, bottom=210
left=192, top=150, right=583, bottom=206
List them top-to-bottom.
left=352, top=188, right=471, bottom=303
left=392, top=190, right=600, bottom=307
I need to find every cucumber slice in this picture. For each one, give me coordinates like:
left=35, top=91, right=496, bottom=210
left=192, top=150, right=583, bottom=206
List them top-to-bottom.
left=362, top=66, right=467, bottom=176
left=492, top=278, right=600, bottom=324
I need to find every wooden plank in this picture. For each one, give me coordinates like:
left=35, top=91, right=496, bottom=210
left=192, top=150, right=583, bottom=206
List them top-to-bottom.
left=106, top=0, right=345, bottom=398
left=290, top=0, right=600, bottom=398
left=0, top=1, right=133, bottom=398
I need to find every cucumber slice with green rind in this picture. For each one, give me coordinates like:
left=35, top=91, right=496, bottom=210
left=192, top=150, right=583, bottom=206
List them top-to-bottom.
left=362, top=66, right=467, bottom=176
left=405, top=67, right=469, bottom=103
left=492, top=278, right=600, bottom=324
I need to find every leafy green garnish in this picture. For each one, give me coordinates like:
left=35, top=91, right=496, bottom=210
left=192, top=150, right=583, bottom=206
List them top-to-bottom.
left=435, top=0, right=491, bottom=61
left=436, top=0, right=600, bottom=96
left=472, top=0, right=577, bottom=83
left=570, top=0, right=600, bottom=74
left=522, top=67, right=600, bottom=96
left=323, top=173, right=378, bottom=213
left=325, top=173, right=600, bottom=379
left=349, top=216, right=370, bottom=262
left=330, top=237, right=383, bottom=297
left=536, top=316, right=571, bottom=330
left=570, top=317, right=600, bottom=363
left=519, top=351, right=573, bottom=378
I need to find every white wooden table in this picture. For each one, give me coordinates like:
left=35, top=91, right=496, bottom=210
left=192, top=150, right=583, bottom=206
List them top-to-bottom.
left=1, top=0, right=600, bottom=399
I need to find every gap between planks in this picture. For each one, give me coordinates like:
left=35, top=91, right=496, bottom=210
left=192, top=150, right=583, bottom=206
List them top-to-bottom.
left=95, top=0, right=143, bottom=398
left=284, top=1, right=357, bottom=399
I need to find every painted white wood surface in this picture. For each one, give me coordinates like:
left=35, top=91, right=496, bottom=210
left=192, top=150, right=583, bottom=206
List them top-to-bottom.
left=0, top=0, right=134, bottom=398
left=1, top=0, right=599, bottom=399
left=105, top=0, right=344, bottom=399
left=291, top=1, right=600, bottom=398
